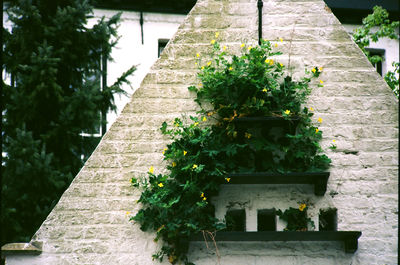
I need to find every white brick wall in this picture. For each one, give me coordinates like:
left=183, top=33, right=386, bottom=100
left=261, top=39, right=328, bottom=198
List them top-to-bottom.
left=6, top=0, right=397, bottom=264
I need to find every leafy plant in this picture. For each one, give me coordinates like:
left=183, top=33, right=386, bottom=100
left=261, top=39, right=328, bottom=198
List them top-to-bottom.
left=353, top=5, right=399, bottom=98
left=132, top=37, right=330, bottom=264
left=277, top=203, right=315, bottom=231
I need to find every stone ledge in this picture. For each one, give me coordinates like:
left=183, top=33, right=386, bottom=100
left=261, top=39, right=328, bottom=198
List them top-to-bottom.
left=1, top=242, right=42, bottom=256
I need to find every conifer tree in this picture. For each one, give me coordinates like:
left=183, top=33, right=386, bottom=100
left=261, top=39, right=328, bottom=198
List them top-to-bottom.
left=1, top=0, right=135, bottom=244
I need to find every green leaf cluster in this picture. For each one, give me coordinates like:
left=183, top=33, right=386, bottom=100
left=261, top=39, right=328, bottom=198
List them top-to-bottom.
left=2, top=0, right=135, bottom=245
left=132, top=40, right=330, bottom=264
left=277, top=204, right=315, bottom=231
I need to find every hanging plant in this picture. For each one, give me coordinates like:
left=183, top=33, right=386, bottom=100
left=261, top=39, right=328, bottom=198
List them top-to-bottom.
left=131, top=36, right=330, bottom=264
left=277, top=203, right=315, bottom=231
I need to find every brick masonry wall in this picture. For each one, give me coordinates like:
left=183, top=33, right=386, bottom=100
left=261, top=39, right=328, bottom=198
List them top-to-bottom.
left=10, top=0, right=397, bottom=264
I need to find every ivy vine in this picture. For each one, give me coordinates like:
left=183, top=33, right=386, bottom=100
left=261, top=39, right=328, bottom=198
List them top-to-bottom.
left=131, top=37, right=331, bottom=264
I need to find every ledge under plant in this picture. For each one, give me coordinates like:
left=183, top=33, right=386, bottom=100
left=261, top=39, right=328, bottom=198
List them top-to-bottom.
left=130, top=34, right=331, bottom=265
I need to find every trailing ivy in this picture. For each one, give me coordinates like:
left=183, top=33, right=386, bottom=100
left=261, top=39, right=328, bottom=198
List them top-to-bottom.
left=131, top=38, right=330, bottom=264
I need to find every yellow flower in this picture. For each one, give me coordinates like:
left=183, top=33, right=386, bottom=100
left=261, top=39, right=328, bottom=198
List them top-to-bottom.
left=215, top=32, right=220, bottom=38
left=279, top=37, right=283, bottom=42
left=211, top=39, right=216, bottom=45
left=241, top=43, right=245, bottom=48
left=274, top=43, right=278, bottom=47
left=223, top=45, right=227, bottom=51
left=248, top=46, right=253, bottom=51
left=196, top=53, right=200, bottom=58
left=265, top=59, right=270, bottom=64
left=269, top=59, right=274, bottom=65
left=207, top=61, right=212, bottom=66
left=195, top=62, right=198, bottom=65
left=279, top=63, right=283, bottom=67
left=201, top=66, right=205, bottom=70
left=228, top=66, right=233, bottom=71
left=318, top=67, right=323, bottom=71
left=311, top=68, right=316, bottom=73
left=320, top=80, right=324, bottom=84
left=198, top=83, right=203, bottom=87
left=262, top=88, right=268, bottom=93
left=309, top=107, right=314, bottom=111
left=284, top=110, right=290, bottom=115
left=207, top=111, right=214, bottom=116
left=202, top=117, right=207, bottom=122
left=318, top=117, right=323, bottom=123
left=194, top=122, right=199, bottom=126
left=315, top=128, right=319, bottom=133
left=245, top=132, right=252, bottom=139
left=332, top=139, right=336, bottom=143
left=162, top=147, right=167, bottom=154
left=183, top=150, right=187, bottom=156
left=172, top=162, right=177, bottom=167
left=192, top=164, right=198, bottom=169
left=149, top=166, right=154, bottom=174
left=225, top=177, right=231, bottom=182
left=158, top=183, right=164, bottom=188
left=200, top=192, right=204, bottom=197
left=203, top=197, right=207, bottom=201
left=299, top=203, right=306, bottom=211
left=126, top=211, right=131, bottom=215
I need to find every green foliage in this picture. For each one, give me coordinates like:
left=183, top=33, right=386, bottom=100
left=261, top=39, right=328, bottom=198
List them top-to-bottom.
left=2, top=0, right=135, bottom=245
left=353, top=5, right=399, bottom=97
left=132, top=39, right=330, bottom=264
left=277, top=203, right=315, bottom=231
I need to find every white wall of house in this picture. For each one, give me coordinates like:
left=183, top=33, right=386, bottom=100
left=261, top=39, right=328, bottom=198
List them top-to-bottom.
left=91, top=9, right=186, bottom=130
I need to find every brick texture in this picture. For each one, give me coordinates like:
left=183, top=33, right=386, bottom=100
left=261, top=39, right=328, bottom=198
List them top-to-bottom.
left=13, top=0, right=398, bottom=264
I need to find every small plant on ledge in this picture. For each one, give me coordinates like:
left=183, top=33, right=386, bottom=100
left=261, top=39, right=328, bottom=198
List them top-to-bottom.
left=131, top=35, right=330, bottom=265
left=277, top=203, right=315, bottom=231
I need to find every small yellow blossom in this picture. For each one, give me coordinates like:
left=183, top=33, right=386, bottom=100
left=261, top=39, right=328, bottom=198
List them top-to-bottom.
left=215, top=32, right=220, bottom=38
left=279, top=37, right=283, bottom=42
left=211, top=39, right=216, bottom=45
left=241, top=43, right=245, bottom=48
left=274, top=43, right=278, bottom=47
left=223, top=45, right=227, bottom=51
left=248, top=46, right=253, bottom=51
left=196, top=53, right=200, bottom=58
left=265, top=59, right=270, bottom=64
left=269, top=59, right=274, bottom=65
left=207, top=61, right=212, bottom=66
left=195, top=62, right=198, bottom=65
left=279, top=63, right=283, bottom=67
left=201, top=66, right=205, bottom=70
left=228, top=66, right=233, bottom=71
left=318, top=67, right=323, bottom=71
left=311, top=68, right=316, bottom=73
left=320, top=80, right=324, bottom=84
left=198, top=83, right=203, bottom=87
left=262, top=88, right=268, bottom=93
left=309, top=107, right=314, bottom=111
left=284, top=110, right=290, bottom=115
left=207, top=111, right=214, bottom=116
left=202, top=117, right=207, bottom=122
left=318, top=117, right=323, bottom=123
left=194, top=122, right=199, bottom=126
left=315, top=128, right=319, bottom=133
left=245, top=132, right=252, bottom=139
left=332, top=139, right=336, bottom=143
left=162, top=147, right=167, bottom=154
left=183, top=150, right=187, bottom=156
left=172, top=162, right=177, bottom=167
left=192, top=164, right=198, bottom=169
left=149, top=166, right=154, bottom=174
left=225, top=177, right=231, bottom=182
left=158, top=183, right=164, bottom=188
left=200, top=192, right=204, bottom=198
left=203, top=197, right=207, bottom=201
left=299, top=203, right=307, bottom=211
left=126, top=211, right=131, bottom=215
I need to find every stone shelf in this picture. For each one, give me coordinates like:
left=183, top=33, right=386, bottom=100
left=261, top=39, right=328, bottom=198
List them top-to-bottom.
left=224, top=172, right=330, bottom=196
left=190, top=231, right=362, bottom=253
left=1, top=242, right=42, bottom=256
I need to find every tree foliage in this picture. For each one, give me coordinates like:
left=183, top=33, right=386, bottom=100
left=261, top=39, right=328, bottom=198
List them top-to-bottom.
left=1, top=0, right=135, bottom=245
left=353, top=5, right=399, bottom=97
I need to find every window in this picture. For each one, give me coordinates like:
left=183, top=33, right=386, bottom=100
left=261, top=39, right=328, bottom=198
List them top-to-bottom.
left=158, top=39, right=169, bottom=57
left=366, top=48, right=385, bottom=76
left=319, top=208, right=337, bottom=231
left=257, top=209, right=276, bottom=231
